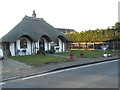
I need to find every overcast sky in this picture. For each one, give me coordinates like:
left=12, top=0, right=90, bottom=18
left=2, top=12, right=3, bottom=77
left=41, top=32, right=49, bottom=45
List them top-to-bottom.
left=0, top=0, right=119, bottom=38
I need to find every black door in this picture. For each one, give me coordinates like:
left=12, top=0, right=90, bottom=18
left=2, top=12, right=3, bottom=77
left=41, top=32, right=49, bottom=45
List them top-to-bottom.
left=39, top=38, right=44, bottom=52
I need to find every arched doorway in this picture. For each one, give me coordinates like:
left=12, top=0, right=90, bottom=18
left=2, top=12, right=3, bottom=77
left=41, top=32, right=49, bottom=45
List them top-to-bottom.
left=39, top=36, right=51, bottom=52
left=39, top=38, right=45, bottom=52
left=58, top=38, right=63, bottom=52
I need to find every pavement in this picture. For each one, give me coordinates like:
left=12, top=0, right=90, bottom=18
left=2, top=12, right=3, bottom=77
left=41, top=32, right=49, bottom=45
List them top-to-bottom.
left=0, top=54, right=119, bottom=82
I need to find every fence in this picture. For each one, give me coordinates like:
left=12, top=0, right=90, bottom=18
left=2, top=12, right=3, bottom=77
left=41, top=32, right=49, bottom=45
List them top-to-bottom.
left=70, top=41, right=120, bottom=51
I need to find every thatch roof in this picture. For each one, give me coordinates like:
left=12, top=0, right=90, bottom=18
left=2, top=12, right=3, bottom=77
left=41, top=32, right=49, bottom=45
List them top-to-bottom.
left=2, top=16, right=71, bottom=42
left=56, top=28, right=76, bottom=33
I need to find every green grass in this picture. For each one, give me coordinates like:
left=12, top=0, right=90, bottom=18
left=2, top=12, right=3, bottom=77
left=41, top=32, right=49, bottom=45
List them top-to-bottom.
left=10, top=50, right=119, bottom=67
left=55, top=50, right=119, bottom=58
left=10, top=55, right=68, bottom=67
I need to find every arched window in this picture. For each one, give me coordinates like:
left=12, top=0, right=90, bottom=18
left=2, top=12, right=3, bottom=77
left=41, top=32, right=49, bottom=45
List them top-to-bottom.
left=20, top=38, right=27, bottom=48
left=39, top=38, right=44, bottom=51
left=55, top=39, right=59, bottom=46
left=56, top=39, right=59, bottom=46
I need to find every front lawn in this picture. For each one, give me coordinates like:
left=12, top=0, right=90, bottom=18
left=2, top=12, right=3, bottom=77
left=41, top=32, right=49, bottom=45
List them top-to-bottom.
left=10, top=50, right=119, bottom=67
left=55, top=50, right=119, bottom=58
left=10, top=55, right=68, bottom=67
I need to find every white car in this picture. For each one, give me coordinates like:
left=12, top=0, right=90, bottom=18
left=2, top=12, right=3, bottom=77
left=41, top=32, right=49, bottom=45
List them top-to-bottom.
left=0, top=49, right=4, bottom=60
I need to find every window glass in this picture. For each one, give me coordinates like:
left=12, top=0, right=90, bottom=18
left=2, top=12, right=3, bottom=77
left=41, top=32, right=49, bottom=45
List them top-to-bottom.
left=20, top=38, right=27, bottom=48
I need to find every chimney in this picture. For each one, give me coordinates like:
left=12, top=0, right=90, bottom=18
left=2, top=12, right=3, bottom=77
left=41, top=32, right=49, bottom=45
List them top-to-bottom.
left=32, top=10, right=36, bottom=17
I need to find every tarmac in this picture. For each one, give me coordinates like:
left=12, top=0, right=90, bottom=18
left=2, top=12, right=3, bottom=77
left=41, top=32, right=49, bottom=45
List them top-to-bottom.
left=0, top=54, right=119, bottom=82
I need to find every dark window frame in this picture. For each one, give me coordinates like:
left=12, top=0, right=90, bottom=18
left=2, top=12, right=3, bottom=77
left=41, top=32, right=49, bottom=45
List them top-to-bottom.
left=20, top=38, right=27, bottom=48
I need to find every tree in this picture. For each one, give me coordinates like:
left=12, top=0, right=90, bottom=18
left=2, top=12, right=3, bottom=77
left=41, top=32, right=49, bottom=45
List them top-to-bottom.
left=114, top=22, right=120, bottom=32
left=66, top=23, right=120, bottom=43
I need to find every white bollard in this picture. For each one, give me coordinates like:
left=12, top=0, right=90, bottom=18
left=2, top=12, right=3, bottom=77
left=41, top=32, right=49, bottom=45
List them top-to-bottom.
left=103, top=54, right=108, bottom=57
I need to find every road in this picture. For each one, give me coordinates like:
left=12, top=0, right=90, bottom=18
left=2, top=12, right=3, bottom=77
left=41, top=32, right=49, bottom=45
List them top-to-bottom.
left=2, top=60, right=119, bottom=88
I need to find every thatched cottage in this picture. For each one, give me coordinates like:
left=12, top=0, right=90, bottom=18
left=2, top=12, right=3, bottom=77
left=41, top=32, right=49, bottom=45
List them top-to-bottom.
left=1, top=11, right=71, bottom=56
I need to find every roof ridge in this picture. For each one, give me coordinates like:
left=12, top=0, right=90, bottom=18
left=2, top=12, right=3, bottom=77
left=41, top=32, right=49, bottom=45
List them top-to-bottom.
left=23, top=15, right=44, bottom=21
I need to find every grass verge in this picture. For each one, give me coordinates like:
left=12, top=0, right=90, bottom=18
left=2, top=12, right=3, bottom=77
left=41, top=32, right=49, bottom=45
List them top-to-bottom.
left=10, top=50, right=119, bottom=66
left=55, top=50, right=119, bottom=58
left=10, top=55, right=68, bottom=67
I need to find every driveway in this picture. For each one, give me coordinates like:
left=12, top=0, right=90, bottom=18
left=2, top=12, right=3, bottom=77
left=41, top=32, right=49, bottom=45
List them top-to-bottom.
left=0, top=57, right=32, bottom=74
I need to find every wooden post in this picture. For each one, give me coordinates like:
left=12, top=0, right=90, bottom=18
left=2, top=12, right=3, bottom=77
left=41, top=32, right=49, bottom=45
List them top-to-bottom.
left=113, top=41, right=115, bottom=51
left=85, top=42, right=87, bottom=50
left=93, top=42, right=95, bottom=50
left=79, top=43, right=80, bottom=49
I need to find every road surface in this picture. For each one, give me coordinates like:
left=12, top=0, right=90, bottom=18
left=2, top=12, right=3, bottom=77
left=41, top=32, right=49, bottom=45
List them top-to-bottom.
left=2, top=60, right=119, bottom=88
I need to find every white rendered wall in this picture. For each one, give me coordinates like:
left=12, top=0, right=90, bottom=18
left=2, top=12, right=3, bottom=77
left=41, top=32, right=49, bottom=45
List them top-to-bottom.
left=43, top=38, right=49, bottom=51
left=58, top=38, right=63, bottom=52
left=16, top=39, right=20, bottom=50
left=27, top=39, right=32, bottom=55
left=37, top=40, right=39, bottom=50
left=31, top=41, right=34, bottom=53
left=31, top=41, right=37, bottom=54
left=35, top=42, right=38, bottom=53
left=48, top=42, right=51, bottom=50
left=62, top=42, right=65, bottom=52
left=9, top=43, right=15, bottom=56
